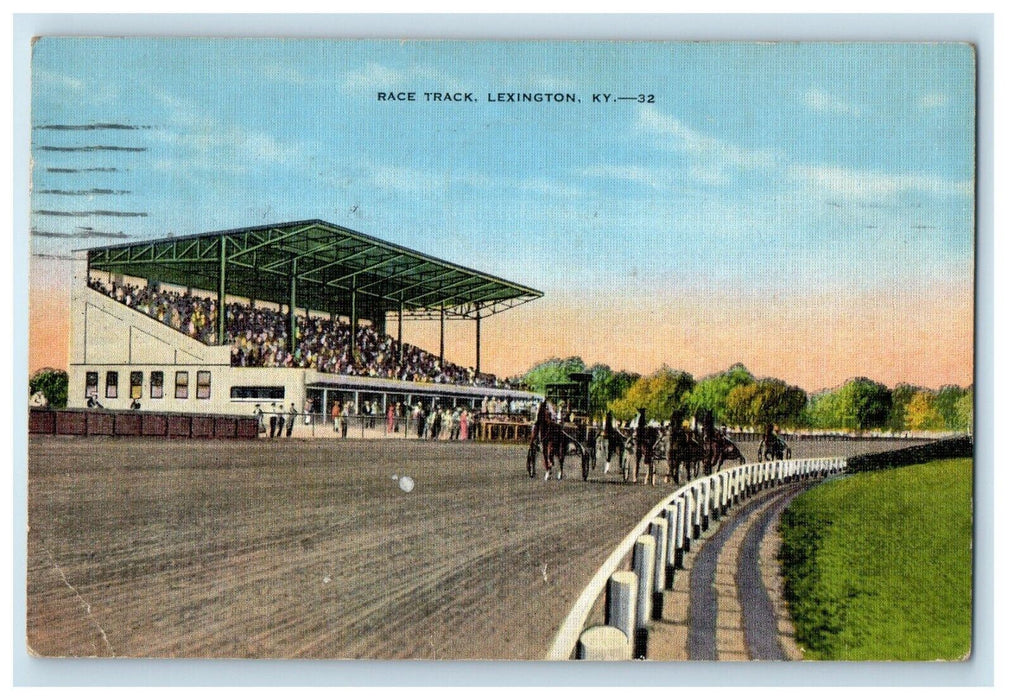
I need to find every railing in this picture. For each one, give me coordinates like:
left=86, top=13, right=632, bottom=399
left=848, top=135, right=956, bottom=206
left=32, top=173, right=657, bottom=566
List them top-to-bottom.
left=545, top=457, right=848, bottom=660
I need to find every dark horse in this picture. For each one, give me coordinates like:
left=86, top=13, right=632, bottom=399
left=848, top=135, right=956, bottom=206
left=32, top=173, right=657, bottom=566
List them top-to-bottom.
left=528, top=400, right=569, bottom=480
left=632, top=408, right=663, bottom=485
left=666, top=409, right=707, bottom=484
left=599, top=410, right=626, bottom=476
left=698, top=410, right=746, bottom=475
left=757, top=424, right=791, bottom=461
left=713, top=429, right=747, bottom=470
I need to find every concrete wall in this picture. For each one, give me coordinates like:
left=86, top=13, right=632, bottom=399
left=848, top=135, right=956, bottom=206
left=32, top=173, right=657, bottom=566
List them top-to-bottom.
left=29, top=408, right=258, bottom=439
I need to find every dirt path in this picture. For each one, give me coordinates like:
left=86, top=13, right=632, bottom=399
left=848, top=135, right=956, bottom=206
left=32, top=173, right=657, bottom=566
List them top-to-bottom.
left=649, top=482, right=811, bottom=660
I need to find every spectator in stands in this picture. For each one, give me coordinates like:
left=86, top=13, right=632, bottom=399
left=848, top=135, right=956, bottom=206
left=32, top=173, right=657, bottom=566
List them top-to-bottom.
left=91, top=276, right=515, bottom=389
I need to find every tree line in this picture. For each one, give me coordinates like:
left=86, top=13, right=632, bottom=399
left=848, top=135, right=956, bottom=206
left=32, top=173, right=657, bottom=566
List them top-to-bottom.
left=519, top=357, right=973, bottom=433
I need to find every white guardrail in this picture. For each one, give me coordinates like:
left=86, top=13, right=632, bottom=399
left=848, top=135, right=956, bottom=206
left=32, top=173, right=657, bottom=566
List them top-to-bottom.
left=546, top=457, right=848, bottom=660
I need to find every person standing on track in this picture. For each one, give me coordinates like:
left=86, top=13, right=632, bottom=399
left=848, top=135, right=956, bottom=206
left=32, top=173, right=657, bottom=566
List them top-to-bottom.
left=331, top=400, right=341, bottom=432
left=268, top=402, right=278, bottom=438
left=286, top=402, right=297, bottom=437
left=254, top=404, right=265, bottom=436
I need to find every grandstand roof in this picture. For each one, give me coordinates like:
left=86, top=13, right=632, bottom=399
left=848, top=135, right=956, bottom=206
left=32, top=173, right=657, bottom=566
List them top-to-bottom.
left=84, top=220, right=542, bottom=319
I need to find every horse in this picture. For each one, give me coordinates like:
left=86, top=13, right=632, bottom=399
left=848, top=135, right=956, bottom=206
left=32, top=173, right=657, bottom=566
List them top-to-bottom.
left=528, top=401, right=569, bottom=481
left=666, top=409, right=702, bottom=484
left=598, top=411, right=627, bottom=476
left=757, top=424, right=791, bottom=461
left=667, top=425, right=707, bottom=484
left=712, top=430, right=747, bottom=470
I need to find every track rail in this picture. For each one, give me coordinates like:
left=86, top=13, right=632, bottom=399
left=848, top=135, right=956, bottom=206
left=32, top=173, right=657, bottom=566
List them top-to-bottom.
left=546, top=457, right=847, bottom=660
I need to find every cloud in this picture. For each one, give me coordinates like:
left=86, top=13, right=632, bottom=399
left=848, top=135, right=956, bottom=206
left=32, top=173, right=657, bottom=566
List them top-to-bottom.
left=343, top=62, right=465, bottom=93
left=32, top=68, right=84, bottom=92
left=802, top=89, right=860, bottom=115
left=919, top=92, right=950, bottom=109
left=636, top=106, right=779, bottom=186
left=581, top=164, right=668, bottom=189
left=790, top=164, right=973, bottom=202
left=368, top=165, right=582, bottom=199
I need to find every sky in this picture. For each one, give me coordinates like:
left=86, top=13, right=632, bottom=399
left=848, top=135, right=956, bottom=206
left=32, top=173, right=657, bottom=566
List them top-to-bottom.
left=28, top=39, right=975, bottom=391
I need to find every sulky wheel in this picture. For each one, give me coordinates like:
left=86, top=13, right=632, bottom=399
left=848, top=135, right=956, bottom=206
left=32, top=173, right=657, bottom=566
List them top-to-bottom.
left=526, top=441, right=539, bottom=478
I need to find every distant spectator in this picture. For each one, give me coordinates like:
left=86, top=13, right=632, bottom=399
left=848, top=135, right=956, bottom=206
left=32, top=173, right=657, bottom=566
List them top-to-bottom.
left=254, top=404, right=265, bottom=435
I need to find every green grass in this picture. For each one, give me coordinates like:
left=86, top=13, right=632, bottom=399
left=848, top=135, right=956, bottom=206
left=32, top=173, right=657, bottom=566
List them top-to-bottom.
left=779, top=458, right=972, bottom=660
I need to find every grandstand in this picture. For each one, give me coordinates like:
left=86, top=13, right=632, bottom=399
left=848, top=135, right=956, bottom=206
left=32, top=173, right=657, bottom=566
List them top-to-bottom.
left=68, top=220, right=544, bottom=418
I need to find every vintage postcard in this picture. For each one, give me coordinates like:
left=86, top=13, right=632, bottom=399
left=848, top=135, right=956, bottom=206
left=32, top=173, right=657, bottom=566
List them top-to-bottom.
left=26, top=38, right=975, bottom=663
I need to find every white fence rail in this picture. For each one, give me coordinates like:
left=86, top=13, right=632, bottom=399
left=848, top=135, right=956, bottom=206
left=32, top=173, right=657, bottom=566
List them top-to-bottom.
left=546, top=457, right=848, bottom=660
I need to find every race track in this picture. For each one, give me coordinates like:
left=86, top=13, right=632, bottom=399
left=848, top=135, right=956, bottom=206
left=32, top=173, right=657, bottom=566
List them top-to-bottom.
left=26, top=435, right=921, bottom=659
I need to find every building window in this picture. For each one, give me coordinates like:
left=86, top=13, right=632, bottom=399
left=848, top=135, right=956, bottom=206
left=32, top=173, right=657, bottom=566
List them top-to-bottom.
left=85, top=371, right=98, bottom=398
left=105, top=371, right=118, bottom=399
left=130, top=371, right=143, bottom=400
left=150, top=371, right=164, bottom=399
left=175, top=371, right=188, bottom=399
left=197, top=371, right=211, bottom=399
left=229, top=386, right=285, bottom=400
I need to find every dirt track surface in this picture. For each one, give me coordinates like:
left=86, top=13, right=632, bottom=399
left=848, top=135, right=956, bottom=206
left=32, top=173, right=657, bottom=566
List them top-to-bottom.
left=26, top=435, right=923, bottom=660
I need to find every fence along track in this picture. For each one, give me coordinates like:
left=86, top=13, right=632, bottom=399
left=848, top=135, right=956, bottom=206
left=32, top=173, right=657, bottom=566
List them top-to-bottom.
left=546, top=457, right=847, bottom=660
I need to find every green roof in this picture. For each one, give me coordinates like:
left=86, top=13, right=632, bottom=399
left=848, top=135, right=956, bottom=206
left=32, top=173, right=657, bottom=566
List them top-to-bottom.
left=85, top=219, right=542, bottom=319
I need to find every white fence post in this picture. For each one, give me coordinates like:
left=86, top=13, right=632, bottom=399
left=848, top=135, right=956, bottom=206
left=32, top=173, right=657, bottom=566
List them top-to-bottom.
left=701, top=478, right=711, bottom=531
left=675, top=495, right=688, bottom=568
left=664, top=504, right=678, bottom=585
left=650, top=518, right=667, bottom=620
left=631, top=535, right=655, bottom=658
left=605, top=571, right=637, bottom=658
left=577, top=625, right=630, bottom=660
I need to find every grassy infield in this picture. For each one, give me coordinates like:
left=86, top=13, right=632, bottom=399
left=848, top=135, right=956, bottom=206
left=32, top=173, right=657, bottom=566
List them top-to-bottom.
left=779, top=459, right=972, bottom=660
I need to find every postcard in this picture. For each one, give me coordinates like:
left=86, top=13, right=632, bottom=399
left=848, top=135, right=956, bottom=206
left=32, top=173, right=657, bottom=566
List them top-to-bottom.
left=26, top=38, right=974, bottom=662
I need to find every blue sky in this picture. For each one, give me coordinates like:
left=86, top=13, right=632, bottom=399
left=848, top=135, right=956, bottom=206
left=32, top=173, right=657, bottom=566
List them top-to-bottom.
left=29, top=39, right=976, bottom=387
left=31, top=39, right=973, bottom=296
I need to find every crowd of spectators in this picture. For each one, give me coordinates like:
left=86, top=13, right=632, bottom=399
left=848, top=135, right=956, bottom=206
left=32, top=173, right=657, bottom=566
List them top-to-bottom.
left=89, top=277, right=526, bottom=390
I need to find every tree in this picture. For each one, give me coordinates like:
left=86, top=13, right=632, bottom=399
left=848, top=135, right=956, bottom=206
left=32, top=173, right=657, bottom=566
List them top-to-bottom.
left=521, top=356, right=586, bottom=396
left=587, top=363, right=640, bottom=417
left=683, top=363, right=754, bottom=425
left=29, top=367, right=68, bottom=408
left=608, top=367, right=695, bottom=422
left=726, top=378, right=807, bottom=427
left=840, top=378, right=892, bottom=430
left=887, top=384, right=921, bottom=432
left=935, top=385, right=967, bottom=431
left=954, top=387, right=973, bottom=433
left=802, top=390, right=844, bottom=429
left=905, top=390, right=946, bottom=431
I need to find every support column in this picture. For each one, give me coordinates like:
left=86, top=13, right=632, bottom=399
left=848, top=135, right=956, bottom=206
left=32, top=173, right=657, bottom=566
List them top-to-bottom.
left=217, top=236, right=226, bottom=344
left=288, top=257, right=297, bottom=355
left=349, top=277, right=358, bottom=365
left=397, top=301, right=404, bottom=362
left=439, top=303, right=445, bottom=366
left=475, top=311, right=481, bottom=373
